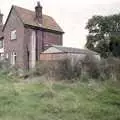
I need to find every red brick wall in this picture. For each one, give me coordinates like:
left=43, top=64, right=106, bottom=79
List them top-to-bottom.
left=4, top=8, right=25, bottom=68
left=24, top=28, right=63, bottom=69
left=43, top=31, right=63, bottom=50
left=40, top=53, right=67, bottom=61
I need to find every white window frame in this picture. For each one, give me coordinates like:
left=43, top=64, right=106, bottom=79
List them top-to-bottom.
left=11, top=30, right=17, bottom=40
left=11, top=52, right=17, bottom=65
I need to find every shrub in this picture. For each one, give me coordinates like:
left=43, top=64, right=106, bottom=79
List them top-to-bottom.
left=14, top=54, right=120, bottom=81
left=81, top=54, right=100, bottom=79
left=82, top=55, right=120, bottom=81
left=99, top=57, right=120, bottom=81
left=53, top=58, right=82, bottom=80
left=0, top=59, right=10, bottom=74
left=30, top=59, right=82, bottom=80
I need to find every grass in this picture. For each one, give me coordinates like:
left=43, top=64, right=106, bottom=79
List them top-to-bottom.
left=0, top=74, right=120, bottom=120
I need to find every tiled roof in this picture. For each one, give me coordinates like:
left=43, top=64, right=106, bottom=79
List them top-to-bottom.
left=13, top=5, right=64, bottom=33
left=52, top=45, right=99, bottom=55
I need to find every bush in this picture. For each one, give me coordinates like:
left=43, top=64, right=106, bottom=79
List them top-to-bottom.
left=7, top=54, right=119, bottom=81
left=81, top=54, right=100, bottom=79
left=81, top=55, right=120, bottom=81
left=99, top=57, right=120, bottom=81
left=53, top=58, right=82, bottom=80
left=0, top=59, right=10, bottom=74
left=0, top=59, right=23, bottom=77
left=30, top=59, right=82, bottom=80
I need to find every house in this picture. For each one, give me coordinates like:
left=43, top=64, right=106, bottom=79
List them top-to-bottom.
left=3, top=2, right=64, bottom=69
left=0, top=11, right=4, bottom=60
left=40, top=45, right=100, bottom=62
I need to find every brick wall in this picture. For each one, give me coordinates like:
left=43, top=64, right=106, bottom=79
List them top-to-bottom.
left=4, top=8, right=25, bottom=68
left=43, top=31, right=63, bottom=50
left=40, top=53, right=67, bottom=61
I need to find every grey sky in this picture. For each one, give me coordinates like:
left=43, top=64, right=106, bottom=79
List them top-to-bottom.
left=1, top=0, right=120, bottom=48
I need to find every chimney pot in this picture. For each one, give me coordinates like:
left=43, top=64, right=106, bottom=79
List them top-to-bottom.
left=35, top=1, right=42, bottom=24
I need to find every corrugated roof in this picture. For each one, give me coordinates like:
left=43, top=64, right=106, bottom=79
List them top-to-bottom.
left=13, top=5, right=64, bottom=33
left=52, top=45, right=99, bottom=55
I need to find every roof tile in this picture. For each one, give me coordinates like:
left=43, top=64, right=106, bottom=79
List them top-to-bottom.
left=14, top=5, right=64, bottom=32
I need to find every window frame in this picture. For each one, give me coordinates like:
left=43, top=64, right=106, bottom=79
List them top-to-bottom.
left=11, top=30, right=17, bottom=40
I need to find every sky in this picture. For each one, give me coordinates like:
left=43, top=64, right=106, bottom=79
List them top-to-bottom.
left=1, top=0, right=120, bottom=48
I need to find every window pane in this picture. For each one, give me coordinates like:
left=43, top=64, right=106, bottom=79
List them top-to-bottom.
left=11, top=30, right=16, bottom=40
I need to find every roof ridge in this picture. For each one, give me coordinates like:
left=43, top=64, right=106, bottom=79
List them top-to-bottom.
left=13, top=5, right=53, bottom=19
left=53, top=45, right=83, bottom=50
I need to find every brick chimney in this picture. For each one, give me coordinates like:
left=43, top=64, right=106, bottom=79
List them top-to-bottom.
left=35, top=1, right=42, bottom=24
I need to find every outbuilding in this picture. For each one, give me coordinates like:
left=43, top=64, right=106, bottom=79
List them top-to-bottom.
left=40, top=45, right=100, bottom=62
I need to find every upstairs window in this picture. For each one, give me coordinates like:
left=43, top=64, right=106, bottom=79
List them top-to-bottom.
left=11, top=30, right=16, bottom=40
left=0, top=40, right=3, bottom=49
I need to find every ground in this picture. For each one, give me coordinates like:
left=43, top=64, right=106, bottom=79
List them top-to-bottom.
left=0, top=73, right=120, bottom=120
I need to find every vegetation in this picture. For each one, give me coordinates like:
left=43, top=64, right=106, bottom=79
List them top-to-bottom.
left=86, top=14, right=120, bottom=57
left=0, top=56, right=120, bottom=120
left=28, top=57, right=120, bottom=81
left=30, top=59, right=82, bottom=80
left=0, top=73, right=120, bottom=120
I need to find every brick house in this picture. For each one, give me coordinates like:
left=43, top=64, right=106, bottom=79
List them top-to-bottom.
left=3, top=2, right=64, bottom=69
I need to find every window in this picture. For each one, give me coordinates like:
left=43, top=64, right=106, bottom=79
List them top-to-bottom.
left=11, top=30, right=16, bottom=40
left=0, top=40, right=3, bottom=48
left=11, top=52, right=17, bottom=65
left=0, top=53, right=4, bottom=60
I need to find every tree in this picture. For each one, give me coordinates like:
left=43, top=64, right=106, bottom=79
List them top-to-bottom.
left=85, top=14, right=120, bottom=57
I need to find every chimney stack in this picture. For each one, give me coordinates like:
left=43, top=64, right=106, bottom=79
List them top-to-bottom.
left=35, top=1, right=42, bottom=24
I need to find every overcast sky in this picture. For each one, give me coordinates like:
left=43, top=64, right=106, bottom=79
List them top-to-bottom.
left=1, top=0, right=120, bottom=48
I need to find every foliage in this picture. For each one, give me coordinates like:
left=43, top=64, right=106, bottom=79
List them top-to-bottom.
left=86, top=14, right=120, bottom=57
left=81, top=54, right=100, bottom=79
left=1, top=55, right=120, bottom=82
left=25, top=55, right=120, bottom=81
left=83, top=55, right=120, bottom=80
left=99, top=57, right=120, bottom=80
left=30, top=59, right=82, bottom=80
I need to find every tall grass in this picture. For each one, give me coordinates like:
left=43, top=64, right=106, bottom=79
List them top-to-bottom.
left=0, top=73, right=120, bottom=120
